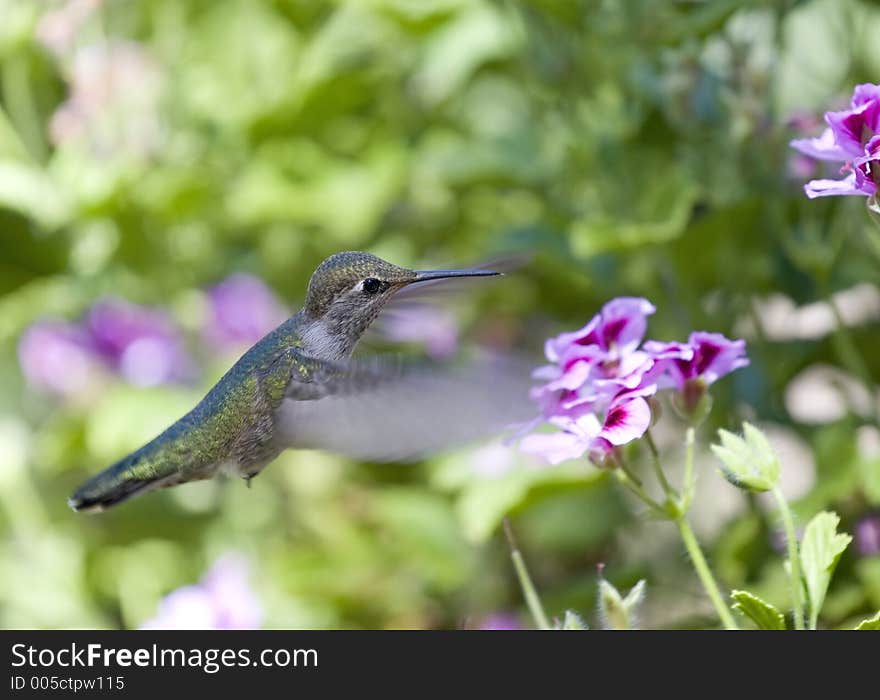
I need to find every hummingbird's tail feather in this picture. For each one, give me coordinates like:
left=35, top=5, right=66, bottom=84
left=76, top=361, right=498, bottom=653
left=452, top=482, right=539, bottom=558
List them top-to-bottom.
left=68, top=447, right=182, bottom=513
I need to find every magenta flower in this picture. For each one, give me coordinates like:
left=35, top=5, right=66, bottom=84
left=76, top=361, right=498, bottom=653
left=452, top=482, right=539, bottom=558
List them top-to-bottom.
left=790, top=83, right=880, bottom=198
left=204, top=274, right=287, bottom=350
left=519, top=297, right=748, bottom=467
left=544, top=297, right=656, bottom=362
left=87, top=298, right=193, bottom=387
left=531, top=298, right=656, bottom=419
left=18, top=320, right=104, bottom=397
left=645, top=332, right=748, bottom=391
left=520, top=386, right=655, bottom=465
left=855, top=514, right=880, bottom=557
left=140, top=554, right=263, bottom=630
left=476, top=613, right=522, bottom=630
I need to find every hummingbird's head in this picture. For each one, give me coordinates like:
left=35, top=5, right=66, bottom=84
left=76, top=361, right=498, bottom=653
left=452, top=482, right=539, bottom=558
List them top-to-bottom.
left=301, top=251, right=498, bottom=358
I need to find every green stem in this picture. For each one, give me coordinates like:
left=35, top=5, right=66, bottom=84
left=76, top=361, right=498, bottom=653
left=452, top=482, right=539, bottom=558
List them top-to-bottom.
left=862, top=197, right=880, bottom=267
left=682, top=426, right=696, bottom=510
left=645, top=429, right=675, bottom=499
left=616, top=431, right=736, bottom=628
left=614, top=469, right=666, bottom=517
left=771, top=486, right=805, bottom=630
left=675, top=515, right=739, bottom=630
left=503, top=518, right=551, bottom=630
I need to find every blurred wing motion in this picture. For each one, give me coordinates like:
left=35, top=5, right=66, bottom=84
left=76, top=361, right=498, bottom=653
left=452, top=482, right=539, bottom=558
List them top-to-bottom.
left=277, top=351, right=536, bottom=462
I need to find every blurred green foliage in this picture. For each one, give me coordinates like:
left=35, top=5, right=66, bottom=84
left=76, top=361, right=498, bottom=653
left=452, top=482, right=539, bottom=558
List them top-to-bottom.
left=1, top=0, right=880, bottom=629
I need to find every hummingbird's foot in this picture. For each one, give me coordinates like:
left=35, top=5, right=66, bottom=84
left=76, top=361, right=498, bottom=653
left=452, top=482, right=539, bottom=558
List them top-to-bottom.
left=244, top=475, right=253, bottom=489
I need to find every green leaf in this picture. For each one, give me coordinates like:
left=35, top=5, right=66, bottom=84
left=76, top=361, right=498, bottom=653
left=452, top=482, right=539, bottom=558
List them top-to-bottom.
left=0, top=160, right=71, bottom=229
left=569, top=165, right=698, bottom=258
left=711, top=422, right=780, bottom=492
left=858, top=455, right=880, bottom=506
left=801, top=511, right=852, bottom=629
left=730, top=590, right=786, bottom=630
left=854, top=611, right=880, bottom=630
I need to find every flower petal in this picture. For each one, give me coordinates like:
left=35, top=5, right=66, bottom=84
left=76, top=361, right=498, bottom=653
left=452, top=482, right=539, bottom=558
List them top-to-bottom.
left=851, top=83, right=880, bottom=133
left=825, top=101, right=875, bottom=158
left=790, top=128, right=850, bottom=161
left=804, top=173, right=868, bottom=199
left=592, top=297, right=656, bottom=353
left=687, top=331, right=749, bottom=384
left=600, top=396, right=652, bottom=446
left=520, top=430, right=588, bottom=465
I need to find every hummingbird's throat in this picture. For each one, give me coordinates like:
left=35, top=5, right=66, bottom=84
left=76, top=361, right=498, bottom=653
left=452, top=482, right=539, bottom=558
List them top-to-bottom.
left=298, top=318, right=358, bottom=361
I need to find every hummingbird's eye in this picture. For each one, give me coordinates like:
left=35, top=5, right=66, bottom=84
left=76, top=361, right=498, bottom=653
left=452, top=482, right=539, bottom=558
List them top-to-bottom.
left=362, top=278, right=382, bottom=294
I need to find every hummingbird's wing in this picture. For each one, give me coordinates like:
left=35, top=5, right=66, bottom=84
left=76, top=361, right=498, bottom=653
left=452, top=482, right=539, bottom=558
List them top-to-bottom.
left=275, top=351, right=536, bottom=462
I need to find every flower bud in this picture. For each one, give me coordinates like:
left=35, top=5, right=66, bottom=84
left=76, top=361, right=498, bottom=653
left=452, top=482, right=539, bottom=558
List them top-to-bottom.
left=711, top=422, right=780, bottom=492
left=597, top=577, right=646, bottom=630
left=556, top=610, right=589, bottom=630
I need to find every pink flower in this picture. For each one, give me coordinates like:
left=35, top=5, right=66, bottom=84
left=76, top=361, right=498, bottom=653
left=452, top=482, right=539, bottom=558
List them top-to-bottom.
left=35, top=0, right=102, bottom=56
left=49, top=42, right=163, bottom=159
left=790, top=83, right=880, bottom=199
left=204, top=274, right=288, bottom=350
left=519, top=297, right=749, bottom=466
left=544, top=297, right=656, bottom=362
left=531, top=298, right=656, bottom=418
left=87, top=299, right=193, bottom=387
left=379, top=306, right=459, bottom=360
left=18, top=320, right=104, bottom=397
left=645, top=332, right=748, bottom=391
left=520, top=387, right=655, bottom=466
left=855, top=514, right=880, bottom=557
left=140, top=554, right=262, bottom=630
left=476, top=613, right=522, bottom=630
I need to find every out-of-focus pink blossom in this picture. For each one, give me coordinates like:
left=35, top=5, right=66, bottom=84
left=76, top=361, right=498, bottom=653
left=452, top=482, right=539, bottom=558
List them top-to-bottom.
left=35, top=0, right=102, bottom=56
left=49, top=41, right=163, bottom=158
left=788, top=154, right=818, bottom=181
left=204, top=274, right=288, bottom=350
left=87, top=299, right=193, bottom=387
left=380, top=306, right=459, bottom=360
left=17, top=320, right=104, bottom=397
left=855, top=514, right=880, bottom=557
left=140, top=554, right=263, bottom=630
left=476, top=613, right=522, bottom=630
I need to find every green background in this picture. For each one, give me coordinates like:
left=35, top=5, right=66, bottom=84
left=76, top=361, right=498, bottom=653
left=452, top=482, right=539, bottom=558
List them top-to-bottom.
left=1, top=0, right=879, bottom=629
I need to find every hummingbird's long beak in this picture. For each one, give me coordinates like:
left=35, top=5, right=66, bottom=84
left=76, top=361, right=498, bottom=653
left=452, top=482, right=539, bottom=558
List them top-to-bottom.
left=412, top=268, right=500, bottom=283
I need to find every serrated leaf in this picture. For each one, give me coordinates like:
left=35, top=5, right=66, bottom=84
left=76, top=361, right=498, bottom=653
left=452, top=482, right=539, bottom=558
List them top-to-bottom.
left=711, top=423, right=780, bottom=492
left=801, top=511, right=852, bottom=629
left=731, top=590, right=786, bottom=630
left=855, top=611, right=880, bottom=630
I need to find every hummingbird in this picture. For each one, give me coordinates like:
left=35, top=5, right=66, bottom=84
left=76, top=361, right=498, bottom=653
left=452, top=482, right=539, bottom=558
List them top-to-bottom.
left=69, top=251, right=534, bottom=513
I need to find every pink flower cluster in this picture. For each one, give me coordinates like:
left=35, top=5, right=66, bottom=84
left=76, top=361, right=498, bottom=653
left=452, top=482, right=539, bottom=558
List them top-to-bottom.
left=790, top=83, right=880, bottom=199
left=520, top=298, right=748, bottom=466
